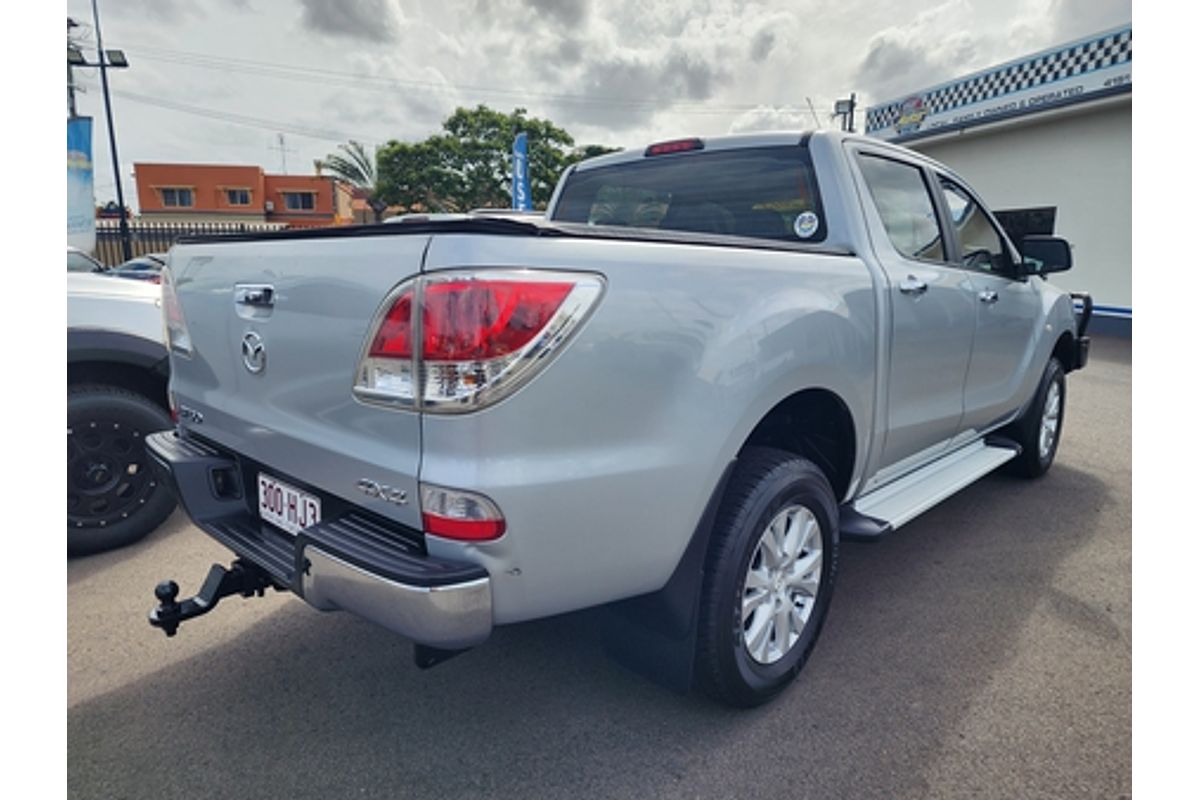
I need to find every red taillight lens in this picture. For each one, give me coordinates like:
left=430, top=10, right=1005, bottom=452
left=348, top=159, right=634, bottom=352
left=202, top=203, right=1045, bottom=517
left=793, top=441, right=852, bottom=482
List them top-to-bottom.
left=354, top=270, right=603, bottom=411
left=421, top=280, right=573, bottom=360
left=366, top=281, right=573, bottom=361
left=368, top=289, right=414, bottom=358
left=420, top=483, right=506, bottom=541
left=421, top=513, right=507, bottom=541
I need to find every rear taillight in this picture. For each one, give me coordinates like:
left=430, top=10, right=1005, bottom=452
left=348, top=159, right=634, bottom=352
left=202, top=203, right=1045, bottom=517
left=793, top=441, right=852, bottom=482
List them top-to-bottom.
left=161, top=265, right=193, bottom=357
left=354, top=270, right=603, bottom=412
left=421, top=279, right=574, bottom=360
left=420, top=483, right=506, bottom=541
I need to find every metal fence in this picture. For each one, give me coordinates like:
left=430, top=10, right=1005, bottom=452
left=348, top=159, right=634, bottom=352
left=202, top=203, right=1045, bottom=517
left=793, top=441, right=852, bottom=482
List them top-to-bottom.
left=93, top=220, right=289, bottom=266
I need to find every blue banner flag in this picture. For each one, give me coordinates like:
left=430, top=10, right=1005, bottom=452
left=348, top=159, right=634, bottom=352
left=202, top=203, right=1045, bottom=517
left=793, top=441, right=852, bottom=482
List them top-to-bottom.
left=67, top=116, right=96, bottom=253
left=512, top=132, right=532, bottom=211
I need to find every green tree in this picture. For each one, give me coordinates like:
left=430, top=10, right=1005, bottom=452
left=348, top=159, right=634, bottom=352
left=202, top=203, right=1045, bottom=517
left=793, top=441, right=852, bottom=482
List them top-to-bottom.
left=375, top=106, right=619, bottom=213
left=375, top=137, right=461, bottom=212
left=319, top=140, right=386, bottom=221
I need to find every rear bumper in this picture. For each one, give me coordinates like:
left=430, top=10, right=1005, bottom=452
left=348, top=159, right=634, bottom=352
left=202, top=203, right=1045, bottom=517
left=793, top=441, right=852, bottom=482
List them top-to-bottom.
left=145, top=430, right=493, bottom=649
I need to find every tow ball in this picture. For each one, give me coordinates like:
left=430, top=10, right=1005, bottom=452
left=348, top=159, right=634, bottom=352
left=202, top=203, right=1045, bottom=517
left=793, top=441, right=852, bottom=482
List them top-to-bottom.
left=149, top=559, right=278, bottom=637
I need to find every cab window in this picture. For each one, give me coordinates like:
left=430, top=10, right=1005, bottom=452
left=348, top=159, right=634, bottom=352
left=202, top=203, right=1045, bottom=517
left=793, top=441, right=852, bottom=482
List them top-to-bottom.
left=552, top=146, right=826, bottom=243
left=856, top=154, right=946, bottom=262
left=939, top=178, right=1014, bottom=274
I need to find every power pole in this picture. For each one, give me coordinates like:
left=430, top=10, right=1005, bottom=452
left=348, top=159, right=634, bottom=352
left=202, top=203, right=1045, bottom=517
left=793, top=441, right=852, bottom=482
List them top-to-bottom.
left=67, top=17, right=83, bottom=117
left=269, top=133, right=295, bottom=174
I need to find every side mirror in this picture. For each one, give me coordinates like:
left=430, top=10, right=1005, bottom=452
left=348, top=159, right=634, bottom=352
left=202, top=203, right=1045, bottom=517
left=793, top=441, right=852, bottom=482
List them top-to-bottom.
left=1020, top=235, right=1072, bottom=275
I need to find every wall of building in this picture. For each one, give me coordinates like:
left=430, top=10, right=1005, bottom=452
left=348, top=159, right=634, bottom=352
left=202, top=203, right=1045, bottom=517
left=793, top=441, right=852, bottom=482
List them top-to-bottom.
left=910, top=98, right=1131, bottom=322
left=135, top=163, right=266, bottom=218
left=135, top=165, right=353, bottom=228
left=263, top=174, right=338, bottom=227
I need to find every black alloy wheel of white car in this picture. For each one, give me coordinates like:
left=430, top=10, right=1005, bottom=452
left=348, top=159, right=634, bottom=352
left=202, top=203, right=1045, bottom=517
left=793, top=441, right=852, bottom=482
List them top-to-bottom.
left=1004, top=357, right=1066, bottom=479
left=67, top=384, right=176, bottom=556
left=696, top=447, right=839, bottom=707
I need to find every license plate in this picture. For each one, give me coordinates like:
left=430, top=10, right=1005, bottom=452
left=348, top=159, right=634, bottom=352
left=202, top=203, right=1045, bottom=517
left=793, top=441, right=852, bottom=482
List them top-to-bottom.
left=257, top=472, right=321, bottom=535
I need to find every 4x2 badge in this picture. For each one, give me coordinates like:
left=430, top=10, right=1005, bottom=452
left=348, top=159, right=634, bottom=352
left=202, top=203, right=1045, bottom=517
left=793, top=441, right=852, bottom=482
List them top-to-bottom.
left=355, top=478, right=408, bottom=506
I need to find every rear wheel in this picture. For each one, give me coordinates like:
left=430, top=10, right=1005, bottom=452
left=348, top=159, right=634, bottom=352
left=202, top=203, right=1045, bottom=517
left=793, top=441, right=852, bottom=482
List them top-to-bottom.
left=67, top=384, right=176, bottom=556
left=696, top=447, right=839, bottom=707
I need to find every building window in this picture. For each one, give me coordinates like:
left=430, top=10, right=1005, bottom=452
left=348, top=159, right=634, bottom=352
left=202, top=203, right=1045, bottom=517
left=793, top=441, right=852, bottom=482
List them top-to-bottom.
left=160, top=187, right=194, bottom=208
left=226, top=188, right=251, bottom=206
left=282, top=192, right=316, bottom=211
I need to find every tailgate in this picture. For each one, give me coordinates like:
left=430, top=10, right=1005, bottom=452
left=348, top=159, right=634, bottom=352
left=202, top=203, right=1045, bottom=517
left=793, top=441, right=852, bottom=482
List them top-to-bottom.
left=167, top=233, right=429, bottom=530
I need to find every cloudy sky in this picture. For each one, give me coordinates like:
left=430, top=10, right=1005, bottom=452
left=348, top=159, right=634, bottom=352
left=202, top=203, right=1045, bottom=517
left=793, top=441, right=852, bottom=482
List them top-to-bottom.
left=63, top=0, right=1131, bottom=206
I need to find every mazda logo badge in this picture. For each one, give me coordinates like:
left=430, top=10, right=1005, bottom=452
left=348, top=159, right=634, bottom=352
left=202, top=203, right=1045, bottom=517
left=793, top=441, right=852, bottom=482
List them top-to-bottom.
left=241, top=331, right=266, bottom=373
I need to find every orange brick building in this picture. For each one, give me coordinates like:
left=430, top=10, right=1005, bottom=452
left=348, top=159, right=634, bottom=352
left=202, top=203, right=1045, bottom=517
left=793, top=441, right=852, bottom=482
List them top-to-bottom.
left=133, top=163, right=353, bottom=227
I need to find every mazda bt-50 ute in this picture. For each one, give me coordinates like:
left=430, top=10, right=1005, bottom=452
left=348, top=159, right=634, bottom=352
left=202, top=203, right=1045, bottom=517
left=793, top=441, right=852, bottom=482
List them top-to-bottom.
left=145, top=131, right=1090, bottom=707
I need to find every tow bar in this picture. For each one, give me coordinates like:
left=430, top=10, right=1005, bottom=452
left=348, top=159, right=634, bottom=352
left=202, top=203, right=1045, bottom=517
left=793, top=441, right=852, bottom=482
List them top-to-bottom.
left=149, top=559, right=279, bottom=637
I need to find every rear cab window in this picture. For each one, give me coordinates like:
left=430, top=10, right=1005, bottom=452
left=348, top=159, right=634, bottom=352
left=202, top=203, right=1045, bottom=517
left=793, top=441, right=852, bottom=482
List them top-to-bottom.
left=551, top=146, right=827, bottom=244
left=855, top=153, right=947, bottom=263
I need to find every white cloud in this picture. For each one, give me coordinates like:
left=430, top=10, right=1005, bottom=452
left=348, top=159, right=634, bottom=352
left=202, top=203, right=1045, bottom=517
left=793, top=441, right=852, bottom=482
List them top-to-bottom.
left=64, top=0, right=1131, bottom=204
left=729, top=106, right=823, bottom=134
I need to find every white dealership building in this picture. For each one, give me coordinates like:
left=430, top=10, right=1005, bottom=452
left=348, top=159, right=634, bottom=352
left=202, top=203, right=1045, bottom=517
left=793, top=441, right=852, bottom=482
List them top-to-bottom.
left=864, top=24, right=1132, bottom=335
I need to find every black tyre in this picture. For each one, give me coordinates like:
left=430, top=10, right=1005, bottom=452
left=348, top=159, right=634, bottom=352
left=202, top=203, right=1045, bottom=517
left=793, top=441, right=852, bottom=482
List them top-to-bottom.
left=1004, top=357, right=1066, bottom=479
left=67, top=384, right=176, bottom=556
left=696, top=447, right=839, bottom=707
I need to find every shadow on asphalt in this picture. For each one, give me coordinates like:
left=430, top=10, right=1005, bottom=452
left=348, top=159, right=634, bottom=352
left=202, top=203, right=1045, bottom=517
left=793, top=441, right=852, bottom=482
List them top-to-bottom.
left=68, top=463, right=1114, bottom=799
left=66, top=508, right=194, bottom=586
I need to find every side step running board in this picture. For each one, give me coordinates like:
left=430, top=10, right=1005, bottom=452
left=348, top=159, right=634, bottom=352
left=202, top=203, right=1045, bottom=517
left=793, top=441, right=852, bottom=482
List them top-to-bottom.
left=847, top=440, right=1019, bottom=536
left=839, top=506, right=892, bottom=543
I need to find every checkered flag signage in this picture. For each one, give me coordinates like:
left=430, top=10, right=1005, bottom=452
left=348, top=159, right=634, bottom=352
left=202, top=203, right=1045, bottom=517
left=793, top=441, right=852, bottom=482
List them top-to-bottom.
left=866, top=28, right=1131, bottom=133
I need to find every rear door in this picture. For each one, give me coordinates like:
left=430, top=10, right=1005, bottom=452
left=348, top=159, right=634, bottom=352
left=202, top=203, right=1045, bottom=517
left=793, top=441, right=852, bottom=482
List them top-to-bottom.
left=852, top=151, right=977, bottom=477
left=935, top=176, right=1043, bottom=436
left=168, top=233, right=430, bottom=530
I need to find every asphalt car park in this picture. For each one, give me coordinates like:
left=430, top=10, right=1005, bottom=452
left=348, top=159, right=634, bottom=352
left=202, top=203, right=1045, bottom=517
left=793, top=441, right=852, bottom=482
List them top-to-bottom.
left=67, top=336, right=1131, bottom=800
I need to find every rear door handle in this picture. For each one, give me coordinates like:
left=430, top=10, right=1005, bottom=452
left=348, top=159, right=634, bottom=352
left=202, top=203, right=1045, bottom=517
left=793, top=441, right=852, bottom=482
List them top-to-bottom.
left=898, top=276, right=928, bottom=295
left=235, top=285, right=275, bottom=307
left=978, top=289, right=999, bottom=304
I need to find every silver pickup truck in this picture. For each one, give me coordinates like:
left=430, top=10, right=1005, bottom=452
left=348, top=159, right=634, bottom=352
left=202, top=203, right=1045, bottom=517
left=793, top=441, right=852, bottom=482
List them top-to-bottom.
left=146, top=130, right=1090, bottom=706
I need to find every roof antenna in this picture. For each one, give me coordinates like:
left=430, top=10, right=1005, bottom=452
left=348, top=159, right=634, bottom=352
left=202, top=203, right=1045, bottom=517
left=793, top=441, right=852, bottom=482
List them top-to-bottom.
left=805, top=97, right=824, bottom=129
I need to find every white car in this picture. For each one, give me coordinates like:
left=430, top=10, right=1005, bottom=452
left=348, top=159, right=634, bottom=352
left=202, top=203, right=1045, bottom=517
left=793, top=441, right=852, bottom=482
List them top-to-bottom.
left=67, top=246, right=107, bottom=274
left=67, top=271, right=176, bottom=555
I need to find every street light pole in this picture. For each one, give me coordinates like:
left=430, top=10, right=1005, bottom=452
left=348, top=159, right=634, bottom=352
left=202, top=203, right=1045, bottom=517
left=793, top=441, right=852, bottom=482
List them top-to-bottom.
left=91, top=0, right=132, bottom=261
left=67, top=19, right=79, bottom=118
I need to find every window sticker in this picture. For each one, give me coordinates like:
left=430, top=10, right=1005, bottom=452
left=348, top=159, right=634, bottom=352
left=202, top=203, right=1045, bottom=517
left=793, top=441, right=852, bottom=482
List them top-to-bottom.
left=793, top=211, right=819, bottom=239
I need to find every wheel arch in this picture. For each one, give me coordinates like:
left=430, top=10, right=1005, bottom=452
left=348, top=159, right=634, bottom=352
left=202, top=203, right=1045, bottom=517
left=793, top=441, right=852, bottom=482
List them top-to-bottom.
left=67, top=329, right=170, bottom=411
left=739, top=388, right=857, bottom=503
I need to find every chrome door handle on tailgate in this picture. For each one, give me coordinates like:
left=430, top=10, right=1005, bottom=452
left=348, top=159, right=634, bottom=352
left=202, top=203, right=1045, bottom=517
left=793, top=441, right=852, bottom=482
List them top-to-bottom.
left=235, top=285, right=275, bottom=307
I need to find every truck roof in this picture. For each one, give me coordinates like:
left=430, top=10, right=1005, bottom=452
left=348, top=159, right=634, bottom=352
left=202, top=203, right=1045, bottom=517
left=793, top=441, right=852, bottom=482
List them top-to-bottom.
left=570, top=128, right=947, bottom=176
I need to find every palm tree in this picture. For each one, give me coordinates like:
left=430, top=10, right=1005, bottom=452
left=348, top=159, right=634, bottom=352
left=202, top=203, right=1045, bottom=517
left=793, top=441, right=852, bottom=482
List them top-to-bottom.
left=320, top=141, right=386, bottom=222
